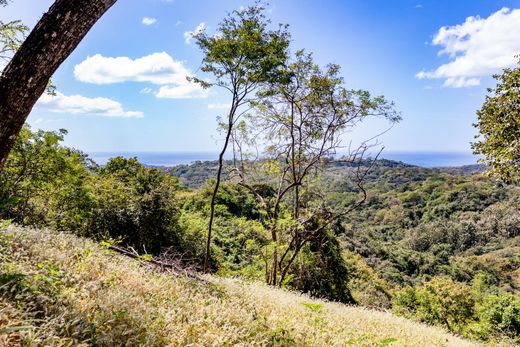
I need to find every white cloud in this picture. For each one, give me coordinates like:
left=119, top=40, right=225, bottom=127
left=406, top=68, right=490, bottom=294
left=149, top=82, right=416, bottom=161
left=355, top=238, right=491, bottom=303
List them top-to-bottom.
left=415, top=4, right=423, bottom=8
left=416, top=7, right=520, bottom=88
left=142, top=17, right=157, bottom=26
left=175, top=20, right=182, bottom=26
left=184, top=22, right=205, bottom=44
left=74, top=52, right=209, bottom=99
left=74, top=52, right=190, bottom=85
left=442, top=77, right=480, bottom=88
left=156, top=84, right=208, bottom=99
left=140, top=87, right=153, bottom=94
left=37, top=92, right=143, bottom=118
left=208, top=102, right=231, bottom=109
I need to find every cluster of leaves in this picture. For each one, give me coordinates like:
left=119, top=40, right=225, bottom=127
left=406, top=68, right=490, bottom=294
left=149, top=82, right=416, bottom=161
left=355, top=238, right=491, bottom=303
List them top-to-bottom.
left=0, top=0, right=28, bottom=63
left=473, top=63, right=520, bottom=184
left=393, top=276, right=520, bottom=342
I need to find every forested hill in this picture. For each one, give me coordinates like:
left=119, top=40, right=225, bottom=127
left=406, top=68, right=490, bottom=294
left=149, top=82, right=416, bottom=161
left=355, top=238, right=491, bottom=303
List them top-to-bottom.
left=1, top=128, right=518, bottom=345
left=165, top=158, right=486, bottom=188
left=167, top=158, right=517, bottom=292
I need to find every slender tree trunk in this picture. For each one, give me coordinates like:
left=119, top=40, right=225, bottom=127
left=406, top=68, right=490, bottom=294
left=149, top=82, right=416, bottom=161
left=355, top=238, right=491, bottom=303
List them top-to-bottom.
left=0, top=0, right=117, bottom=170
left=204, top=103, right=236, bottom=273
left=271, top=234, right=278, bottom=285
left=278, top=239, right=303, bottom=286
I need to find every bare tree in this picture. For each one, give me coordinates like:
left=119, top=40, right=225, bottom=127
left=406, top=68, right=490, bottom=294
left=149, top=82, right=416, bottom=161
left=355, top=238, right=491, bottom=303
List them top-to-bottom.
left=0, top=0, right=117, bottom=170
left=230, top=50, right=400, bottom=285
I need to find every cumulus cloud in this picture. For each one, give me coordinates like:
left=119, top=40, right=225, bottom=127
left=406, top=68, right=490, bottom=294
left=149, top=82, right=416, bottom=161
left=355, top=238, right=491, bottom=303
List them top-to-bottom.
left=416, top=7, right=520, bottom=88
left=142, top=17, right=157, bottom=26
left=184, top=22, right=205, bottom=44
left=74, top=52, right=209, bottom=99
left=74, top=52, right=190, bottom=85
left=156, top=84, right=208, bottom=99
left=37, top=92, right=143, bottom=118
left=207, top=102, right=231, bottom=109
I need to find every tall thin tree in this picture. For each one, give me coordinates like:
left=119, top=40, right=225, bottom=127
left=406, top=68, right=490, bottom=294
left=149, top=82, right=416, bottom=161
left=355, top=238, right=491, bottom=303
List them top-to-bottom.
left=191, top=3, right=290, bottom=272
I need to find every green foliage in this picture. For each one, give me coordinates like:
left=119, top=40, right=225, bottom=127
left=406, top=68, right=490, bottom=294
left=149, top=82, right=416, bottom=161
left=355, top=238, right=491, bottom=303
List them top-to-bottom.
left=192, top=2, right=290, bottom=91
left=0, top=18, right=28, bottom=61
left=473, top=63, right=520, bottom=184
left=0, top=127, right=93, bottom=231
left=0, top=128, right=181, bottom=255
left=88, top=156, right=181, bottom=254
left=290, top=232, right=355, bottom=303
left=394, top=276, right=520, bottom=342
left=393, top=277, right=475, bottom=333
left=476, top=293, right=520, bottom=340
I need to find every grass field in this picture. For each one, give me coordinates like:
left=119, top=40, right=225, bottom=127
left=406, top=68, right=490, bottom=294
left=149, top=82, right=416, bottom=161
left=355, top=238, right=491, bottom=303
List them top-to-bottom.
left=0, top=225, right=479, bottom=346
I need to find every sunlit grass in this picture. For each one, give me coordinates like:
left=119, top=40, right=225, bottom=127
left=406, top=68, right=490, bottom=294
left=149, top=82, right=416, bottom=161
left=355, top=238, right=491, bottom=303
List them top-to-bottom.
left=0, top=225, right=479, bottom=346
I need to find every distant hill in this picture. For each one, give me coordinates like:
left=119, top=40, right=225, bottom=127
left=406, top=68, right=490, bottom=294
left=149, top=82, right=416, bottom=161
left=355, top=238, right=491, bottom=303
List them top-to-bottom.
left=164, top=158, right=486, bottom=189
left=435, top=164, right=486, bottom=175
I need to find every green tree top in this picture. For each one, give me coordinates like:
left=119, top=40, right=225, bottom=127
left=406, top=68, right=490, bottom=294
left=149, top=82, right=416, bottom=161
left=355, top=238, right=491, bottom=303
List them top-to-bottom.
left=192, top=3, right=290, bottom=100
left=472, top=61, right=520, bottom=184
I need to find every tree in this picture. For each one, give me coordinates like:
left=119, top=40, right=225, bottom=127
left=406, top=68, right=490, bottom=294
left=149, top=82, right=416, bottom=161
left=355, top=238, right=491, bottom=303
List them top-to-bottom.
left=0, top=0, right=117, bottom=170
left=192, top=3, right=290, bottom=272
left=231, top=51, right=400, bottom=285
left=472, top=60, right=520, bottom=184
left=0, top=126, right=93, bottom=230
left=89, top=157, right=181, bottom=254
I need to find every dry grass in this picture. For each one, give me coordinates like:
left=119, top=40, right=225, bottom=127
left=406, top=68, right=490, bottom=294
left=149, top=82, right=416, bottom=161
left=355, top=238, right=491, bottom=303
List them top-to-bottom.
left=0, top=225, right=479, bottom=346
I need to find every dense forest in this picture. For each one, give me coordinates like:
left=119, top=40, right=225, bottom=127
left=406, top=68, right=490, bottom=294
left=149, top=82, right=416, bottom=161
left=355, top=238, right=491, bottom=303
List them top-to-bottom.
left=1, top=126, right=519, bottom=344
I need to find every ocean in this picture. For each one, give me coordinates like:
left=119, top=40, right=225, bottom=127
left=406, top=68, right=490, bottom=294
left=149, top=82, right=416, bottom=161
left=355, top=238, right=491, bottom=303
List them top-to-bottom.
left=88, top=151, right=482, bottom=168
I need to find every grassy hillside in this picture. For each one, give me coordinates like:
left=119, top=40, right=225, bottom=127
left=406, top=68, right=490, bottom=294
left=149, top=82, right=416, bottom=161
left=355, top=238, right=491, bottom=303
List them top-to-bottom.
left=0, top=225, right=477, bottom=347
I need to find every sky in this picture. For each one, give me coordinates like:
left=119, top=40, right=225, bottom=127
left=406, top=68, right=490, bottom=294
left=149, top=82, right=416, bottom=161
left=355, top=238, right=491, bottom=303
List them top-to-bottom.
left=2, top=0, right=520, bottom=154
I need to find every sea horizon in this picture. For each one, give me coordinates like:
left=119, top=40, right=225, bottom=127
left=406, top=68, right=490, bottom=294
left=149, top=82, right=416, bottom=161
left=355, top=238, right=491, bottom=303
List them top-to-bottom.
left=88, top=150, right=483, bottom=168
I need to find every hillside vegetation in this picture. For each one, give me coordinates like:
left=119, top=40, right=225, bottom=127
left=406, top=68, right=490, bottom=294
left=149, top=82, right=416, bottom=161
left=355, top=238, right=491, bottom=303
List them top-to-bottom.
left=1, top=127, right=519, bottom=345
left=0, top=225, right=476, bottom=346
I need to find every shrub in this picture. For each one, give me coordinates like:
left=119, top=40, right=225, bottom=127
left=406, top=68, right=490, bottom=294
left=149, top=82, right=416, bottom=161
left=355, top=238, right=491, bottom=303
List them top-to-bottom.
left=393, top=277, right=475, bottom=333
left=475, top=293, right=520, bottom=341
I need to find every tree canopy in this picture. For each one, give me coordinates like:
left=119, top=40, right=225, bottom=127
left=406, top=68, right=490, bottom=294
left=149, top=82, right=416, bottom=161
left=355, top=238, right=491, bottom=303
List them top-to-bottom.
left=473, top=62, right=520, bottom=184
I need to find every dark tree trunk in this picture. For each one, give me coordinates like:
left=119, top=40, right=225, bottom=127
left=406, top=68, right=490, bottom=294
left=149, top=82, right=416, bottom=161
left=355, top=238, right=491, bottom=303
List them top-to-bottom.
left=0, top=0, right=117, bottom=170
left=204, top=101, right=237, bottom=273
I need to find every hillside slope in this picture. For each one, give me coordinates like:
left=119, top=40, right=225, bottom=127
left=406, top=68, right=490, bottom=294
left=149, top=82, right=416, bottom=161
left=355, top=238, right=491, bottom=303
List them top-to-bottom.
left=0, top=225, right=477, bottom=346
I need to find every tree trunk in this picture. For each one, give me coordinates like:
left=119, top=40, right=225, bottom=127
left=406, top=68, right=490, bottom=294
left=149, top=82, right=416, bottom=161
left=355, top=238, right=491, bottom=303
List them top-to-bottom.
left=0, top=0, right=117, bottom=170
left=204, top=102, right=237, bottom=273
left=270, top=228, right=278, bottom=285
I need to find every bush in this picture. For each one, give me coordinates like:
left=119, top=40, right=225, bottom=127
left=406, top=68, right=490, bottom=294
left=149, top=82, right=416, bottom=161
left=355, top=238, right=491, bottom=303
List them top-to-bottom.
left=0, top=127, right=93, bottom=231
left=87, top=157, right=181, bottom=254
left=290, top=232, right=355, bottom=304
left=393, top=277, right=475, bottom=333
left=475, top=293, right=520, bottom=341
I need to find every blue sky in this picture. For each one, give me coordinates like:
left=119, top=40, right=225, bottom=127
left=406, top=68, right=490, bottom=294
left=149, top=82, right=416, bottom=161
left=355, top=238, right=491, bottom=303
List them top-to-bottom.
left=3, top=0, right=520, bottom=154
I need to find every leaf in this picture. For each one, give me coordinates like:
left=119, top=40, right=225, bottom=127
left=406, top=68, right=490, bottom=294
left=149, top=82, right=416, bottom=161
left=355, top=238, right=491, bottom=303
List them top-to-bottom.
left=0, top=326, right=35, bottom=334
